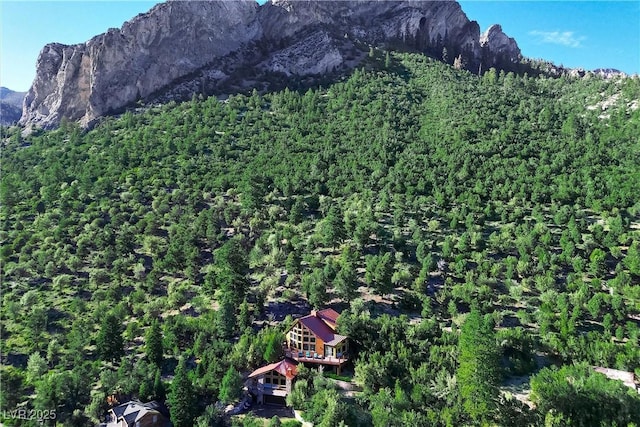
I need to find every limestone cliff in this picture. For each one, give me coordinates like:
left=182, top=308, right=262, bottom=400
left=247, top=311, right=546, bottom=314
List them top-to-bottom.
left=20, top=0, right=522, bottom=130
left=21, top=0, right=260, bottom=129
left=480, top=24, right=520, bottom=71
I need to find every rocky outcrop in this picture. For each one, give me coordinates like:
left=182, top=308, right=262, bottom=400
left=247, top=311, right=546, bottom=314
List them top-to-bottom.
left=20, top=0, right=522, bottom=130
left=21, top=0, right=260, bottom=129
left=480, top=24, right=520, bottom=71
left=592, top=68, right=627, bottom=79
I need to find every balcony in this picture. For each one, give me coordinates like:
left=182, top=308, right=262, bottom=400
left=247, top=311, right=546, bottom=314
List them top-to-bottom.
left=284, top=348, right=349, bottom=366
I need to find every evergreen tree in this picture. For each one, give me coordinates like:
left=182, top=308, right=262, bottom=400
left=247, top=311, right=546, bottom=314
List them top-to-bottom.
left=289, top=198, right=304, bottom=224
left=320, top=205, right=345, bottom=248
left=214, top=238, right=249, bottom=303
left=624, top=240, right=640, bottom=275
left=589, top=248, right=606, bottom=277
left=285, top=250, right=302, bottom=274
left=365, top=252, right=393, bottom=296
left=335, top=262, right=358, bottom=302
left=302, top=269, right=329, bottom=309
left=216, top=292, right=237, bottom=338
left=238, top=298, right=251, bottom=332
left=456, top=309, right=500, bottom=423
left=96, top=313, right=124, bottom=363
left=145, top=320, right=164, bottom=368
left=263, top=329, right=284, bottom=363
left=26, top=352, right=48, bottom=385
left=168, top=357, right=196, bottom=427
left=218, top=366, right=243, bottom=404
left=153, top=367, right=166, bottom=401
left=139, top=379, right=152, bottom=401
left=195, top=405, right=224, bottom=427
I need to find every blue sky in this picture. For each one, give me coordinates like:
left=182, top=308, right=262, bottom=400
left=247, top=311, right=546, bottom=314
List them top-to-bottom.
left=1, top=1, right=638, bottom=92
left=459, top=1, right=640, bottom=73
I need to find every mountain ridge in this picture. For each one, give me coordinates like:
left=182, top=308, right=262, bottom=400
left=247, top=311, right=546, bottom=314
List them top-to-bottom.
left=20, top=0, right=522, bottom=130
left=0, top=87, right=26, bottom=126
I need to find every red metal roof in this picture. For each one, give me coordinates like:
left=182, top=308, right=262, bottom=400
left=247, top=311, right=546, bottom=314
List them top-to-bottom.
left=317, top=308, right=340, bottom=329
left=299, top=315, right=335, bottom=342
left=248, top=358, right=298, bottom=380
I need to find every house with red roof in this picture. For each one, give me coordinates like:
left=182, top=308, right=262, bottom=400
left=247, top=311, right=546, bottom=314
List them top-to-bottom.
left=284, top=308, right=349, bottom=374
left=247, top=358, right=299, bottom=405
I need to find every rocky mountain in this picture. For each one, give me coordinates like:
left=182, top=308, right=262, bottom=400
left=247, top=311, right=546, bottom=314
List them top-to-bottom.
left=20, top=0, right=522, bottom=130
left=593, top=68, right=626, bottom=79
left=0, top=87, right=26, bottom=126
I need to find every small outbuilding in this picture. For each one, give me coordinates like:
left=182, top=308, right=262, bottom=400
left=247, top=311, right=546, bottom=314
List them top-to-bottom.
left=247, top=358, right=299, bottom=405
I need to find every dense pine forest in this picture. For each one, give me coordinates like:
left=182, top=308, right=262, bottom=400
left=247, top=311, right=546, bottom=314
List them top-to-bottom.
left=1, top=52, right=640, bottom=426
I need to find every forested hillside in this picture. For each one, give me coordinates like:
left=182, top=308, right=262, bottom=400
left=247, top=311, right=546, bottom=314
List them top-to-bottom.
left=2, top=52, right=640, bottom=426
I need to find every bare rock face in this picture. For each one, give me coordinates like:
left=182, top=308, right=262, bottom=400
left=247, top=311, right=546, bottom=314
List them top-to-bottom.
left=21, top=0, right=522, bottom=130
left=21, top=0, right=260, bottom=129
left=259, top=0, right=492, bottom=68
left=480, top=24, right=520, bottom=70
left=260, top=30, right=345, bottom=76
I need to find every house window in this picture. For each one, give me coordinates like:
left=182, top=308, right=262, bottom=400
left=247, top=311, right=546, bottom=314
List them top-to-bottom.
left=288, top=323, right=321, bottom=352
left=264, top=371, right=286, bottom=389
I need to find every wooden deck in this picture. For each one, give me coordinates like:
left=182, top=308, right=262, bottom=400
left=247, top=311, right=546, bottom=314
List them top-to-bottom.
left=284, top=349, right=349, bottom=366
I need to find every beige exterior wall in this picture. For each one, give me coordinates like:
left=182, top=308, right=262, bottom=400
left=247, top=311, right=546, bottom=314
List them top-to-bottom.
left=324, top=340, right=348, bottom=357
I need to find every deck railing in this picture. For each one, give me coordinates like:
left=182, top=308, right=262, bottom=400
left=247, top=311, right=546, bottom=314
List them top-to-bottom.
left=284, top=348, right=349, bottom=365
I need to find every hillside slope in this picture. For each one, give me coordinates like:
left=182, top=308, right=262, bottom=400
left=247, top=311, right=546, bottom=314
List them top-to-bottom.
left=2, top=54, right=640, bottom=425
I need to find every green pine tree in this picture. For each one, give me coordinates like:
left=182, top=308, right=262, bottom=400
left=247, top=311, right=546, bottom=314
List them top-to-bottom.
left=320, top=205, right=346, bottom=248
left=624, top=240, right=640, bottom=275
left=365, top=252, right=393, bottom=296
left=335, top=262, right=357, bottom=302
left=216, top=292, right=237, bottom=338
left=238, top=298, right=251, bottom=332
left=456, top=309, right=500, bottom=423
left=96, top=313, right=124, bottom=363
left=145, top=320, right=163, bottom=367
left=168, top=357, right=196, bottom=427
left=218, top=366, right=243, bottom=404
left=153, top=367, right=166, bottom=401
